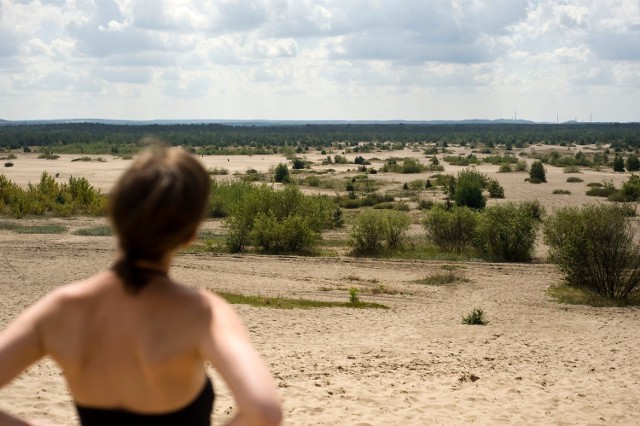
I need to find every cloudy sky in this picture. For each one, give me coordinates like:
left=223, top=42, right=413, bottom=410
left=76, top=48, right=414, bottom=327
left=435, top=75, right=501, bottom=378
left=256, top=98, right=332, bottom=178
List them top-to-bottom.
left=1, top=0, right=639, bottom=122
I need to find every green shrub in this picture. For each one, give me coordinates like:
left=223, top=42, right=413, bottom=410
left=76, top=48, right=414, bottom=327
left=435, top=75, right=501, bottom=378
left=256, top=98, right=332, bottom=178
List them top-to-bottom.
left=37, top=150, right=59, bottom=160
left=626, top=154, right=640, bottom=172
left=443, top=155, right=478, bottom=166
left=613, top=155, right=625, bottom=172
left=291, top=157, right=306, bottom=169
left=400, top=158, right=426, bottom=173
left=514, top=160, right=528, bottom=172
left=529, top=161, right=546, bottom=183
left=274, top=163, right=290, bottom=183
left=497, top=163, right=512, bottom=173
left=563, top=165, right=581, bottom=173
left=207, top=167, right=229, bottom=175
left=454, top=168, right=486, bottom=209
left=0, top=173, right=105, bottom=217
left=616, top=174, right=640, bottom=202
left=566, top=177, right=583, bottom=183
left=486, top=179, right=505, bottom=198
left=208, top=180, right=254, bottom=218
left=586, top=180, right=616, bottom=197
left=225, top=184, right=334, bottom=253
left=552, top=189, right=571, bottom=194
left=336, top=192, right=394, bottom=209
left=417, top=199, right=435, bottom=210
left=519, top=199, right=545, bottom=221
left=476, top=202, right=539, bottom=261
left=544, top=204, right=640, bottom=300
left=423, top=205, right=479, bottom=253
left=349, top=209, right=411, bottom=254
left=349, top=210, right=388, bottom=254
left=385, top=210, right=412, bottom=249
left=251, top=213, right=318, bottom=253
left=0, top=221, right=67, bottom=234
left=73, top=225, right=113, bottom=236
left=349, top=287, right=360, bottom=303
left=461, top=308, right=488, bottom=325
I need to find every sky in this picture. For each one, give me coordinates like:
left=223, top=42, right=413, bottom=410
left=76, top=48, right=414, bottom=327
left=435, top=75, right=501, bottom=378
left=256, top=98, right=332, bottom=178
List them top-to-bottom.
left=1, top=0, right=639, bottom=122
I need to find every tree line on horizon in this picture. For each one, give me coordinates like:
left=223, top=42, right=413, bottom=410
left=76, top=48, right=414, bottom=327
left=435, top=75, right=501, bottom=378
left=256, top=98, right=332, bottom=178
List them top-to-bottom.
left=0, top=122, right=639, bottom=154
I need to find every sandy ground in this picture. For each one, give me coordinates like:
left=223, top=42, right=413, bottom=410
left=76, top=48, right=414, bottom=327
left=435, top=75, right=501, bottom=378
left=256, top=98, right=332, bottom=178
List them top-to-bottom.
left=1, top=147, right=640, bottom=425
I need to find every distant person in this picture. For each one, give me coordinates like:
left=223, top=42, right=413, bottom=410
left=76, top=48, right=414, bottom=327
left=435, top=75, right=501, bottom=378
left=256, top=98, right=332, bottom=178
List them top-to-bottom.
left=0, top=146, right=282, bottom=426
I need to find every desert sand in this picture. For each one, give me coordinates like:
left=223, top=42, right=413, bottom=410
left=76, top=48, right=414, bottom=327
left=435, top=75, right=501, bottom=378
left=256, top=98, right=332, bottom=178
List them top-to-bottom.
left=1, top=148, right=640, bottom=425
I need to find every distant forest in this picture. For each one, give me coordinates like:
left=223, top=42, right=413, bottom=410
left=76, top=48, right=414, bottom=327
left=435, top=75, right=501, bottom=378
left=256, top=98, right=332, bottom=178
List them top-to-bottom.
left=0, top=122, right=639, bottom=155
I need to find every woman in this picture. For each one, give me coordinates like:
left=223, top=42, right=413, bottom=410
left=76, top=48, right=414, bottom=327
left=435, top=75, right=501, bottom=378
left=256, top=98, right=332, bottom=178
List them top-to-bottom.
left=0, top=147, right=282, bottom=426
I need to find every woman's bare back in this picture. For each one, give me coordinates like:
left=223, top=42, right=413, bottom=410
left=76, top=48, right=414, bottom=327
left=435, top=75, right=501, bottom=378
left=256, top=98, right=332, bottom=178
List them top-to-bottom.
left=40, top=271, right=211, bottom=413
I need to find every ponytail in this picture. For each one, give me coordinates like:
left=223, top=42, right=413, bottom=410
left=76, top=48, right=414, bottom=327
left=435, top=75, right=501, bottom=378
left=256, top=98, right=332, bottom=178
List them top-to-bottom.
left=112, top=250, right=166, bottom=294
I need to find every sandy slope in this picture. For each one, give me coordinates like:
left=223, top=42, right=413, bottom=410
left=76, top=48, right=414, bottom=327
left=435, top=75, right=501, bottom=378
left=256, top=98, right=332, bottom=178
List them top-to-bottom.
left=1, top=148, right=640, bottom=424
left=1, top=229, right=639, bottom=425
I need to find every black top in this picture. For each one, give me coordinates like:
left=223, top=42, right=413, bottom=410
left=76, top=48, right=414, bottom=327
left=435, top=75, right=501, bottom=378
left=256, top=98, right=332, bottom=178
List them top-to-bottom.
left=76, top=377, right=214, bottom=426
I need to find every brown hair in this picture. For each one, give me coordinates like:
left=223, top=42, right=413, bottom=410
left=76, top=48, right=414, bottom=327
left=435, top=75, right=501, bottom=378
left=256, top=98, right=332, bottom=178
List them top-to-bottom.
left=109, top=145, right=210, bottom=293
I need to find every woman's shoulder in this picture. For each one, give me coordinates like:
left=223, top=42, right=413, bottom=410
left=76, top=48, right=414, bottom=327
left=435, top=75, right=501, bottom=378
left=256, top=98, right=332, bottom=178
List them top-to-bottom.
left=38, top=272, right=114, bottom=309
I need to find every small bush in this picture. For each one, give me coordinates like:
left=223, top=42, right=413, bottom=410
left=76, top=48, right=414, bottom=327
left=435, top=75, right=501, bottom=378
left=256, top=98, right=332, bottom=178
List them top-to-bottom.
left=37, top=150, right=60, bottom=160
left=626, top=154, right=640, bottom=172
left=613, top=155, right=625, bottom=172
left=514, top=160, right=528, bottom=172
left=529, top=161, right=546, bottom=183
left=4, top=162, right=13, bottom=167
left=274, top=163, right=290, bottom=183
left=497, top=163, right=512, bottom=173
left=563, top=166, right=581, bottom=173
left=207, top=167, right=229, bottom=175
left=454, top=168, right=487, bottom=209
left=615, top=174, right=640, bottom=202
left=566, top=177, right=583, bottom=183
left=486, top=179, right=505, bottom=198
left=586, top=180, right=616, bottom=197
left=224, top=184, right=335, bottom=253
left=552, top=189, right=571, bottom=195
left=417, top=199, right=435, bottom=210
left=520, top=199, right=545, bottom=221
left=476, top=202, right=539, bottom=261
left=544, top=204, right=640, bottom=301
left=423, top=205, right=479, bottom=253
left=349, top=209, right=411, bottom=254
left=415, top=272, right=468, bottom=286
left=349, top=287, right=360, bottom=303
left=462, top=308, right=488, bottom=325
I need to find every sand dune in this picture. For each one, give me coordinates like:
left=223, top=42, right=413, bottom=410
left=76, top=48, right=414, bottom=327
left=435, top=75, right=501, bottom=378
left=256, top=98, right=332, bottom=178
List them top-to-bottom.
left=2, top=148, right=640, bottom=424
left=1, top=232, right=640, bottom=424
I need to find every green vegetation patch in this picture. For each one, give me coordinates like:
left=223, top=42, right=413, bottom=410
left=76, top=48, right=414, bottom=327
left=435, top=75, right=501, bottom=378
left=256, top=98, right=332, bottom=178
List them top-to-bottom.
left=0, top=221, right=67, bottom=234
left=72, top=225, right=113, bottom=236
left=414, top=271, right=469, bottom=286
left=547, top=285, right=640, bottom=307
left=217, top=291, right=389, bottom=309
left=462, top=308, right=489, bottom=325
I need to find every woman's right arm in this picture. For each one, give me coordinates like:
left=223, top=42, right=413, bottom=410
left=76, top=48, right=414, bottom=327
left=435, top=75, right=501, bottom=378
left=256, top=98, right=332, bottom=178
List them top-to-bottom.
left=199, top=292, right=282, bottom=426
left=0, top=293, right=59, bottom=426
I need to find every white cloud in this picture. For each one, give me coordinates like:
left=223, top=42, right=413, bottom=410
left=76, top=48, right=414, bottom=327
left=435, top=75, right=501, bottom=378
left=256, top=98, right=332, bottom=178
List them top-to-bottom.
left=0, top=0, right=639, bottom=121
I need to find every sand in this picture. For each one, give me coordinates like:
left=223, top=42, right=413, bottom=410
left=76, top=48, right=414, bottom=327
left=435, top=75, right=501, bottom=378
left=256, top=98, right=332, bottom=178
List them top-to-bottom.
left=1, top=148, right=640, bottom=425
